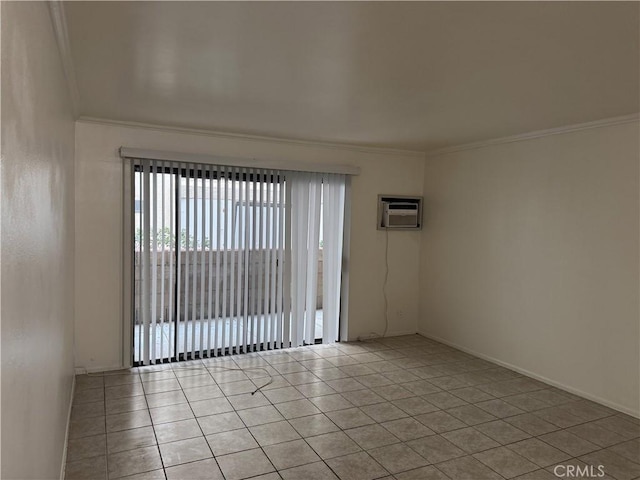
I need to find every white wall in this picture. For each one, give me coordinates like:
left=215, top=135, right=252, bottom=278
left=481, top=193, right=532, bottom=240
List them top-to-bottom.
left=1, top=2, right=76, bottom=478
left=74, top=120, right=424, bottom=371
left=419, top=121, right=640, bottom=416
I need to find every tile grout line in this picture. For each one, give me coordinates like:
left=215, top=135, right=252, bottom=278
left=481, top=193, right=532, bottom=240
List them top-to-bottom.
left=171, top=359, right=233, bottom=480
left=139, top=371, right=168, bottom=480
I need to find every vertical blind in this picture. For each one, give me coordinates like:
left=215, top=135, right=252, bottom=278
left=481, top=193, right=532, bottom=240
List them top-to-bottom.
left=134, top=160, right=346, bottom=365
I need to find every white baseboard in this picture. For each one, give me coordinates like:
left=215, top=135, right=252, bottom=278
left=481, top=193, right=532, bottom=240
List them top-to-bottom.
left=349, top=329, right=418, bottom=342
left=385, top=329, right=419, bottom=337
left=417, top=331, right=640, bottom=419
left=75, top=364, right=126, bottom=375
left=60, top=374, right=75, bottom=480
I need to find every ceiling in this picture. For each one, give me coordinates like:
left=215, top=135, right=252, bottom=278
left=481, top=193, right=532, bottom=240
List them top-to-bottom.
left=63, top=1, right=639, bottom=152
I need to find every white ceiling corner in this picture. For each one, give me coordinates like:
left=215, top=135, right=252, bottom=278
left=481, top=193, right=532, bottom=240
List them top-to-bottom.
left=49, top=0, right=81, bottom=117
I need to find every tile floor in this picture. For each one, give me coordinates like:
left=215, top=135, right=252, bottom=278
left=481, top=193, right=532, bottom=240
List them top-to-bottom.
left=65, top=335, right=640, bottom=480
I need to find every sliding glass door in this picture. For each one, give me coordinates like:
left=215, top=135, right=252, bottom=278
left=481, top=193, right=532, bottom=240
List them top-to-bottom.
left=132, top=160, right=345, bottom=366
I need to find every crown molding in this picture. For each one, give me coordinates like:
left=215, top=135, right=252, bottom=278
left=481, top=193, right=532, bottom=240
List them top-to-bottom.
left=49, top=0, right=80, bottom=117
left=79, top=112, right=638, bottom=160
left=426, top=113, right=640, bottom=158
left=76, top=116, right=426, bottom=159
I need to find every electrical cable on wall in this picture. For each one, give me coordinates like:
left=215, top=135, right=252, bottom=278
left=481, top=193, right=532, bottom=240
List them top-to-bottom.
left=358, top=226, right=390, bottom=342
left=382, top=226, right=389, bottom=337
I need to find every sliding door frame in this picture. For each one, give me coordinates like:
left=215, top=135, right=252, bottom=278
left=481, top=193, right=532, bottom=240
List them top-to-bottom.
left=122, top=159, right=134, bottom=368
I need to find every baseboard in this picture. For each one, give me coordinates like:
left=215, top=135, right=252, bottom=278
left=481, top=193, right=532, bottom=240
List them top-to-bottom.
left=349, top=329, right=418, bottom=342
left=382, top=329, right=420, bottom=339
left=417, top=330, right=640, bottom=419
left=75, top=364, right=126, bottom=375
left=60, top=374, right=76, bottom=480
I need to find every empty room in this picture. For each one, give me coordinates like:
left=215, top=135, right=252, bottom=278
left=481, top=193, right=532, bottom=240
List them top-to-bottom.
left=1, top=1, right=639, bottom=480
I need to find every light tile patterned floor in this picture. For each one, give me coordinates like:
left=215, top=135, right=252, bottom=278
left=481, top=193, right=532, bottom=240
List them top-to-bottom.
left=65, top=335, right=640, bottom=480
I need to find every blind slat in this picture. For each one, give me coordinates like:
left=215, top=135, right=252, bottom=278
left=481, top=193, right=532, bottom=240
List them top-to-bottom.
left=142, top=160, right=151, bottom=365
left=159, top=162, right=165, bottom=361
left=168, top=163, right=175, bottom=360
left=207, top=164, right=214, bottom=357
left=183, top=165, right=190, bottom=358
left=200, top=166, right=206, bottom=358
left=213, top=166, right=222, bottom=356
left=221, top=166, right=229, bottom=355
left=235, top=167, right=244, bottom=353
left=175, top=168, right=183, bottom=361
left=191, top=168, right=198, bottom=357
left=242, top=168, right=251, bottom=353
left=256, top=170, right=264, bottom=349
left=250, top=171, right=259, bottom=352
left=263, top=171, right=272, bottom=349
left=276, top=172, right=285, bottom=349
left=269, top=174, right=279, bottom=350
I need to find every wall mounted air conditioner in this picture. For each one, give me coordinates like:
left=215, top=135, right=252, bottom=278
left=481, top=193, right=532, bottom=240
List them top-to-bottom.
left=377, top=195, right=423, bottom=230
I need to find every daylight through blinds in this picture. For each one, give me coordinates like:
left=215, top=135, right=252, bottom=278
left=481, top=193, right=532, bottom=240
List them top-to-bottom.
left=134, top=160, right=346, bottom=365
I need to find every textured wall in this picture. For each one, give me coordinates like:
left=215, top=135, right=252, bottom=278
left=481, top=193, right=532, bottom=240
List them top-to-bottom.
left=1, top=2, right=76, bottom=478
left=420, top=121, right=640, bottom=416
